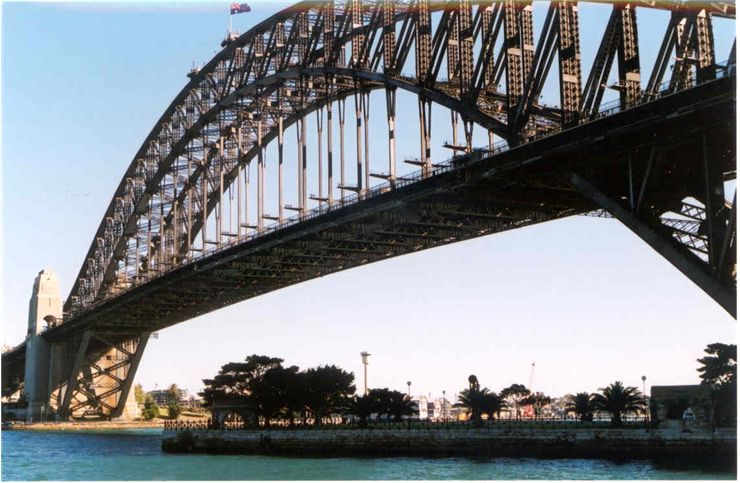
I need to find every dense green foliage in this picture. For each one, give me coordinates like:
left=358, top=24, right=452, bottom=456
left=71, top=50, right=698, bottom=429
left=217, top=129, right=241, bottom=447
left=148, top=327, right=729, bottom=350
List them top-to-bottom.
left=697, top=343, right=737, bottom=426
left=195, top=345, right=730, bottom=428
left=200, top=355, right=355, bottom=427
left=457, top=375, right=507, bottom=425
left=591, top=381, right=646, bottom=427
left=134, top=384, right=145, bottom=405
left=167, top=384, right=182, bottom=420
left=500, top=384, right=531, bottom=418
left=345, top=389, right=415, bottom=426
left=481, top=392, right=507, bottom=420
left=521, top=392, right=552, bottom=418
left=564, top=392, right=594, bottom=422
left=142, top=394, right=160, bottom=420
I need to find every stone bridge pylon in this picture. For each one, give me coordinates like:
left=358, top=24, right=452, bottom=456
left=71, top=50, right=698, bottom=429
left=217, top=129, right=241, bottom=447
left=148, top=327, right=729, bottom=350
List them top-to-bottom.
left=20, top=269, right=145, bottom=421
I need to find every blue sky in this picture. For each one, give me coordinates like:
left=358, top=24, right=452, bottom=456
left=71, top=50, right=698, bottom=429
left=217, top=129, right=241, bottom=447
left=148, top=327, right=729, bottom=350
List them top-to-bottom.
left=1, top=1, right=735, bottom=400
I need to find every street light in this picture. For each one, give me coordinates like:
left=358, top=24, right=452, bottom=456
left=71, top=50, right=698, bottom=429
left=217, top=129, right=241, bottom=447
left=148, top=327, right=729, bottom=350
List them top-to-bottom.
left=360, top=352, right=371, bottom=395
left=641, top=375, right=648, bottom=426
left=407, top=381, right=412, bottom=398
left=442, top=390, right=447, bottom=422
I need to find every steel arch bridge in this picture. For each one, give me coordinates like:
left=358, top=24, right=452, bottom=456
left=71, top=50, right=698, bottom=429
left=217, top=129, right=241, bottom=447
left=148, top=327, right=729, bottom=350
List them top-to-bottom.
left=2, top=0, right=736, bottom=420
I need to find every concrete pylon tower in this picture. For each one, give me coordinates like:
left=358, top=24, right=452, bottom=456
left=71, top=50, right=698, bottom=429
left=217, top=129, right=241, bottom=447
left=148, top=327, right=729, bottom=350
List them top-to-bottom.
left=24, top=268, right=62, bottom=422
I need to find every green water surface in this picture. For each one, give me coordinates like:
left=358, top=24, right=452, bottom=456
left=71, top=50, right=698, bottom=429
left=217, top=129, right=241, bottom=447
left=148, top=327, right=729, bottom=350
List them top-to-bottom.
left=1, top=429, right=735, bottom=480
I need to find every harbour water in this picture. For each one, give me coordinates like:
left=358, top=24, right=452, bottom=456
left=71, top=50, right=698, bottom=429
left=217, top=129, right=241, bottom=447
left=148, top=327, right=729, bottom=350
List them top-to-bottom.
left=1, top=429, right=735, bottom=480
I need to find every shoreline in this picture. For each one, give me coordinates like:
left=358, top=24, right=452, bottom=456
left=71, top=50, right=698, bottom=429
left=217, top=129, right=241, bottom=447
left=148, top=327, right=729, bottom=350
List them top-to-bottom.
left=3, top=420, right=165, bottom=431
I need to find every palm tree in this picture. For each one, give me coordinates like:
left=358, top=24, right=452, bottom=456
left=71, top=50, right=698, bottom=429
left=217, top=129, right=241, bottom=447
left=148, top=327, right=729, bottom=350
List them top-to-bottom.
left=592, top=381, right=646, bottom=427
left=458, top=387, right=489, bottom=425
left=388, top=392, right=415, bottom=422
left=481, top=392, right=507, bottom=420
left=564, top=392, right=594, bottom=422
left=346, top=394, right=375, bottom=427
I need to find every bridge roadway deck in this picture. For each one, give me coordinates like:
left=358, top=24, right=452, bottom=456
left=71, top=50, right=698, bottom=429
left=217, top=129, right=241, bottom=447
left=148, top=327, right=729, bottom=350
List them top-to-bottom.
left=5, top=76, right=736, bottom=363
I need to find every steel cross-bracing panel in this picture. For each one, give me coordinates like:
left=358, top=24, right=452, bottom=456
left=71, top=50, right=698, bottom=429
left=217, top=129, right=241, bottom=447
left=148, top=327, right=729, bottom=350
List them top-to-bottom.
left=5, top=0, right=733, bottom=417
left=55, top=331, right=150, bottom=420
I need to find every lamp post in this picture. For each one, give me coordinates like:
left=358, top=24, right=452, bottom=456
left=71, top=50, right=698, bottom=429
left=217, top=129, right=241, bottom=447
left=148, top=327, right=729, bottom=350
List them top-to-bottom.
left=360, top=352, right=371, bottom=395
left=641, top=375, right=648, bottom=426
left=407, top=381, right=412, bottom=398
left=442, top=390, right=447, bottom=422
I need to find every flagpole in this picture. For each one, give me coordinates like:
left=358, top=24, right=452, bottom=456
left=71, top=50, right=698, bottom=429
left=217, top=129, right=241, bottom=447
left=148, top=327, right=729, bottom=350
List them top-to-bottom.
left=229, top=13, right=232, bottom=34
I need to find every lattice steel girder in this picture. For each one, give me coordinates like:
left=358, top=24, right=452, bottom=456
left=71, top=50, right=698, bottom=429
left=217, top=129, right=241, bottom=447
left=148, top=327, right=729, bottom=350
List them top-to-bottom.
left=66, top=0, right=566, bottom=312
left=351, top=0, right=366, bottom=68
left=381, top=0, right=396, bottom=74
left=415, top=0, right=432, bottom=85
left=457, top=0, right=475, bottom=96
left=504, top=0, right=525, bottom=124
left=557, top=1, right=582, bottom=126
left=473, top=2, right=503, bottom=98
left=510, top=3, right=557, bottom=135
left=617, top=4, right=641, bottom=108
left=665, top=7, right=717, bottom=92
left=695, top=9, right=716, bottom=83
left=170, top=66, right=509, bottom=248
left=57, top=331, right=149, bottom=420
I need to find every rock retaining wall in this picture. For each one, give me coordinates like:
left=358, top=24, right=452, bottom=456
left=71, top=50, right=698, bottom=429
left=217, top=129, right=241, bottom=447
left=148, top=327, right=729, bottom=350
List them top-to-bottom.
left=162, top=427, right=736, bottom=460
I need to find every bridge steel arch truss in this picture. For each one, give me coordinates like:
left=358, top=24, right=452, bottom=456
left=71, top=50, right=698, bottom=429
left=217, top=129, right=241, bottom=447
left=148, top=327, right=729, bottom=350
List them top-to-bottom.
left=11, top=0, right=734, bottom=419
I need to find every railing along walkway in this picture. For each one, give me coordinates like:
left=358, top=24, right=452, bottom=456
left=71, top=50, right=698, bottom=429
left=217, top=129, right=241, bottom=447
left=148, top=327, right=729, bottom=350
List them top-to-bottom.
left=164, top=415, right=652, bottom=432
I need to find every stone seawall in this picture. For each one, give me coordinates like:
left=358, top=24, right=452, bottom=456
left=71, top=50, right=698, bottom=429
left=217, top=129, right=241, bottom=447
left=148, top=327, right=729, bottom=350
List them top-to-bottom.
left=162, top=427, right=736, bottom=460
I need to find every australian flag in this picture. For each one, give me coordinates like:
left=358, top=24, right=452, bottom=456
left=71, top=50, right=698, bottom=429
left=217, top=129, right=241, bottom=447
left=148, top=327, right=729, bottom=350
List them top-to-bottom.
left=230, top=3, right=251, bottom=15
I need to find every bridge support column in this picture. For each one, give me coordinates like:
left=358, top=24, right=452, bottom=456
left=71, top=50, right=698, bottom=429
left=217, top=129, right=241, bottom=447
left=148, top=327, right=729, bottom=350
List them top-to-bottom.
left=570, top=173, right=736, bottom=318
left=23, top=269, right=63, bottom=422
left=56, top=331, right=150, bottom=420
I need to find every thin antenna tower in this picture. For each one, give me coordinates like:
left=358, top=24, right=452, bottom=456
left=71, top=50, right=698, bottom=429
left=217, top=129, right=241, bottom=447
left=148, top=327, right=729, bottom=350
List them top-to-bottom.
left=528, top=362, right=535, bottom=392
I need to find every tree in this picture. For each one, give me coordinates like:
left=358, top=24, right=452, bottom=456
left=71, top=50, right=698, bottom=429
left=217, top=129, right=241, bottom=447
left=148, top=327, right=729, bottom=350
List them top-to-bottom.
left=697, top=343, right=737, bottom=426
left=697, top=343, right=736, bottom=387
left=199, top=355, right=284, bottom=409
left=199, top=355, right=285, bottom=427
left=303, top=365, right=356, bottom=425
left=249, top=366, right=298, bottom=428
left=281, top=366, right=306, bottom=426
left=592, top=381, right=645, bottom=427
left=134, top=384, right=145, bottom=405
left=166, top=384, right=182, bottom=420
left=501, top=384, right=531, bottom=418
left=458, top=387, right=489, bottom=425
left=368, top=388, right=394, bottom=420
left=387, top=391, right=415, bottom=422
left=481, top=392, right=507, bottom=420
left=521, top=392, right=552, bottom=418
left=564, top=392, right=594, bottom=422
left=346, top=393, right=376, bottom=427
left=142, top=394, right=160, bottom=420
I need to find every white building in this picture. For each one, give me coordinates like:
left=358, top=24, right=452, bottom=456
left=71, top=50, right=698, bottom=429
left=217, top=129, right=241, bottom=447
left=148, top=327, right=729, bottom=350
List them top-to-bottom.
left=411, top=395, right=428, bottom=419
left=431, top=398, right=452, bottom=421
